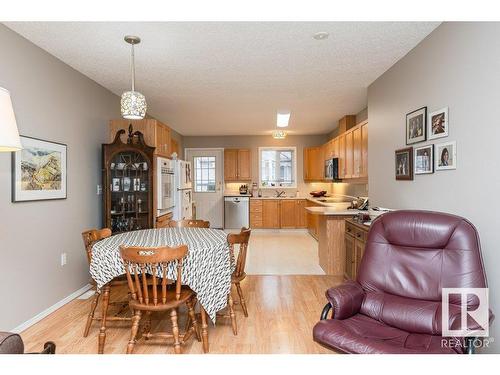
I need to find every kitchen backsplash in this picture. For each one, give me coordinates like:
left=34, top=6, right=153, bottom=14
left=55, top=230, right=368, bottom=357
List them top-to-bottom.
left=225, top=181, right=368, bottom=198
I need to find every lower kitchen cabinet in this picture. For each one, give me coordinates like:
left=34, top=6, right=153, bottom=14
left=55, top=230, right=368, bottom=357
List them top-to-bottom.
left=249, top=199, right=307, bottom=229
left=262, top=200, right=280, bottom=228
left=306, top=200, right=322, bottom=239
left=344, top=219, right=369, bottom=280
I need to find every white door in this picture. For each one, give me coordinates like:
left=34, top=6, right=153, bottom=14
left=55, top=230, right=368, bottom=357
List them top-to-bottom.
left=185, top=148, right=224, bottom=228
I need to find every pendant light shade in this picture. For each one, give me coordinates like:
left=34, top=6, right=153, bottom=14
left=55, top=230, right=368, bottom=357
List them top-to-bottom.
left=121, top=35, right=147, bottom=120
left=0, top=87, right=22, bottom=152
left=121, top=91, right=147, bottom=120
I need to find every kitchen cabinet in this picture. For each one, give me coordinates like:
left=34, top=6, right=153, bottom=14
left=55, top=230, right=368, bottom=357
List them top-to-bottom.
left=109, top=119, right=171, bottom=158
left=360, top=121, right=368, bottom=178
left=352, top=126, right=362, bottom=178
left=344, top=130, right=354, bottom=178
left=338, top=134, right=346, bottom=179
left=170, top=138, right=179, bottom=157
left=304, top=146, right=324, bottom=181
left=224, top=149, right=251, bottom=181
left=250, top=199, right=307, bottom=229
left=250, top=199, right=263, bottom=228
left=262, top=200, right=280, bottom=228
left=306, top=200, right=321, bottom=240
left=344, top=219, right=369, bottom=280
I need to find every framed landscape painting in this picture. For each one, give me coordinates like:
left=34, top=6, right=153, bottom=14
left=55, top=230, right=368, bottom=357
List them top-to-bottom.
left=12, top=136, right=67, bottom=202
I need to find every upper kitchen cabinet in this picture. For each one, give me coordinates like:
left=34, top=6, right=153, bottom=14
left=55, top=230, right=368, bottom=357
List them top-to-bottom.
left=109, top=119, right=171, bottom=158
left=345, top=120, right=368, bottom=180
left=360, top=121, right=368, bottom=178
left=303, top=146, right=324, bottom=181
left=224, top=148, right=252, bottom=181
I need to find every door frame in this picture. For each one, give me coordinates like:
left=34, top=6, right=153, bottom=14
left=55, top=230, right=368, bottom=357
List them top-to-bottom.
left=184, top=147, right=225, bottom=227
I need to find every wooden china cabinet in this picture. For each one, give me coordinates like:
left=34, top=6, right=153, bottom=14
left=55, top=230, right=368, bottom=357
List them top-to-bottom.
left=102, top=125, right=155, bottom=233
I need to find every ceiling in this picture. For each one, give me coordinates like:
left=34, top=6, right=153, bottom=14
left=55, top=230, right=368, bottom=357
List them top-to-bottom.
left=5, top=22, right=440, bottom=136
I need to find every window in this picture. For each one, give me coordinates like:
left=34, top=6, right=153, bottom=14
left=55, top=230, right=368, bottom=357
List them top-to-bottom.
left=258, top=147, right=297, bottom=188
left=194, top=156, right=216, bottom=192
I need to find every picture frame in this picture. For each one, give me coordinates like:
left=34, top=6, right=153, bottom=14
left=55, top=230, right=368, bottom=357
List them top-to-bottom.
left=406, top=107, right=427, bottom=145
left=428, top=107, right=449, bottom=140
left=11, top=136, right=67, bottom=202
left=435, top=141, right=457, bottom=170
left=414, top=144, right=434, bottom=174
left=395, top=147, right=414, bottom=180
left=122, top=177, right=131, bottom=191
left=112, top=178, right=121, bottom=191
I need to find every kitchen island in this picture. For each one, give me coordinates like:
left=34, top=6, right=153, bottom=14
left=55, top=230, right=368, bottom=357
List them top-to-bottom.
left=306, top=206, right=360, bottom=276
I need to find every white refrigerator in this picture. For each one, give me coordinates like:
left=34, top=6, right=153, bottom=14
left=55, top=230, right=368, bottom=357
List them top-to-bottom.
left=173, top=160, right=193, bottom=221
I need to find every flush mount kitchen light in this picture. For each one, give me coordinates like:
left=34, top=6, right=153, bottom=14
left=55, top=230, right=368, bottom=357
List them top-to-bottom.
left=313, top=32, right=329, bottom=40
left=121, top=35, right=147, bottom=120
left=277, top=111, right=291, bottom=128
left=272, top=130, right=287, bottom=139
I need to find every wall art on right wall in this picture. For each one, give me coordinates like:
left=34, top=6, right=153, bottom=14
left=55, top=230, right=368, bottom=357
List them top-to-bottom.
left=428, top=107, right=449, bottom=140
left=435, top=140, right=457, bottom=170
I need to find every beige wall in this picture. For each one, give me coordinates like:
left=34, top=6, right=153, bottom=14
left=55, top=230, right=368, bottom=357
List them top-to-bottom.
left=368, top=22, right=500, bottom=352
left=0, top=25, right=120, bottom=330
left=182, top=134, right=333, bottom=196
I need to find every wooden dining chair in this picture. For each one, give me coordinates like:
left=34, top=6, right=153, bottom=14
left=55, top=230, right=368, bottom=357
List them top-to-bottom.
left=167, top=219, right=210, bottom=228
left=218, top=227, right=251, bottom=335
left=81, top=228, right=130, bottom=353
left=120, top=244, right=200, bottom=354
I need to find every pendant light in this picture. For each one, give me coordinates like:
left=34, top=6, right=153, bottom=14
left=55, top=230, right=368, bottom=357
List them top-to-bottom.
left=121, top=35, right=147, bottom=120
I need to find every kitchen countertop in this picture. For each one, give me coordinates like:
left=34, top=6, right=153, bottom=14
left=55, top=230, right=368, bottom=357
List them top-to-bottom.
left=224, top=193, right=252, bottom=197
left=305, top=206, right=361, bottom=216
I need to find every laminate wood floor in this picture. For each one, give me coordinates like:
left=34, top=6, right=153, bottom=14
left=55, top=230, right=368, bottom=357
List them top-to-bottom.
left=21, top=275, right=342, bottom=354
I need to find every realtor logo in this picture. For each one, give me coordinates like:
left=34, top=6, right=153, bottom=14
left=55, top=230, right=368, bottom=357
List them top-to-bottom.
left=442, top=288, right=489, bottom=337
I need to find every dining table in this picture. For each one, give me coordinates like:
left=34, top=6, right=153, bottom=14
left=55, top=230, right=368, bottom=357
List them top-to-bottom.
left=89, top=227, right=234, bottom=353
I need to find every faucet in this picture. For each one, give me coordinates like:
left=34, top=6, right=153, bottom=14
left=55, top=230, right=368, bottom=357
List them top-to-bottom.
left=275, top=190, right=286, bottom=198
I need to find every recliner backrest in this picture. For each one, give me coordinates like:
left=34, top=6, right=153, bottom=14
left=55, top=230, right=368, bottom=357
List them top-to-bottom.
left=357, top=210, right=488, bottom=335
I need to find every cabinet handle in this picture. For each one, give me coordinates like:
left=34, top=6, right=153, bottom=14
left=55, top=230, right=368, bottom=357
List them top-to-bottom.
left=346, top=227, right=352, bottom=232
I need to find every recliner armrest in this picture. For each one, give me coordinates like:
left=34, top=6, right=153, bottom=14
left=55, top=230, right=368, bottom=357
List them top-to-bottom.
left=325, top=280, right=365, bottom=320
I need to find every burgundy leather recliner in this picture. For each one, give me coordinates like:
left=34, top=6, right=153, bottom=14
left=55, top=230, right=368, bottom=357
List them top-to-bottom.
left=313, top=210, right=494, bottom=354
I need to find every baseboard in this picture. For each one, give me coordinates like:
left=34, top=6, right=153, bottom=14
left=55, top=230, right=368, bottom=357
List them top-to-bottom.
left=11, top=283, right=92, bottom=333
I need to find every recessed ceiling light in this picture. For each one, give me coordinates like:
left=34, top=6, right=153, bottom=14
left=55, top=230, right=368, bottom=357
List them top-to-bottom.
left=313, top=32, right=329, bottom=40
left=277, top=111, right=291, bottom=128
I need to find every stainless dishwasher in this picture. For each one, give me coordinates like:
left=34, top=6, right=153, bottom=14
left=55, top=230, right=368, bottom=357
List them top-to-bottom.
left=224, top=196, right=250, bottom=229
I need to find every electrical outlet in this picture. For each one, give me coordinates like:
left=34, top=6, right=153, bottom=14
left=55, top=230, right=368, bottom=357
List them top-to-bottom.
left=97, top=184, right=102, bottom=195
left=61, top=252, right=67, bottom=266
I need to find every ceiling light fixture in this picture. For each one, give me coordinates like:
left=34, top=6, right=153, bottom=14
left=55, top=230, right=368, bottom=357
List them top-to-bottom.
left=313, top=32, right=329, bottom=40
left=121, top=35, right=147, bottom=120
left=277, top=111, right=291, bottom=128
left=272, top=130, right=287, bottom=139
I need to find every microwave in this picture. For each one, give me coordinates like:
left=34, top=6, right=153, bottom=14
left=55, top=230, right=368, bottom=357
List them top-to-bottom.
left=325, top=158, right=339, bottom=181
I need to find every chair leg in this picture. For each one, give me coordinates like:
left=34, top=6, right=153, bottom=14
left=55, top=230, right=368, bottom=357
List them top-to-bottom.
left=235, top=282, right=248, bottom=317
left=98, top=285, right=110, bottom=354
left=83, top=291, right=100, bottom=337
left=228, top=293, right=237, bottom=336
left=187, top=298, right=201, bottom=342
left=200, top=307, right=209, bottom=353
left=170, top=308, right=182, bottom=354
left=126, top=310, right=142, bottom=354
left=143, top=311, right=152, bottom=339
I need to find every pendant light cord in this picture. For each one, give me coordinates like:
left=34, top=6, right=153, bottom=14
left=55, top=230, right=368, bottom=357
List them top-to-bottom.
left=130, top=43, right=135, bottom=92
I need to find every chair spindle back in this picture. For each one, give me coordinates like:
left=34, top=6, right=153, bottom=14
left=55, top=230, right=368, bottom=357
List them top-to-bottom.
left=167, top=220, right=210, bottom=228
left=81, top=228, right=112, bottom=265
left=227, top=228, right=251, bottom=278
left=119, top=245, right=188, bottom=306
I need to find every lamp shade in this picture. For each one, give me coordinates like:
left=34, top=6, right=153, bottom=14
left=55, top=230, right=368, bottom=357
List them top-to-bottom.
left=0, top=87, right=22, bottom=152
left=121, top=90, right=147, bottom=120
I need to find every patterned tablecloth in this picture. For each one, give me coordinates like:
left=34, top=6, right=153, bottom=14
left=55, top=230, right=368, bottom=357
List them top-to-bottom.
left=90, top=227, right=233, bottom=322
